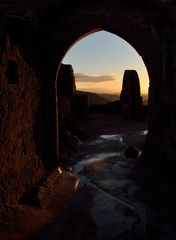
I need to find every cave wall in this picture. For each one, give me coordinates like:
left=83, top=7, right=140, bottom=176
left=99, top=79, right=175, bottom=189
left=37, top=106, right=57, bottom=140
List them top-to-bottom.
left=0, top=0, right=176, bottom=213
left=143, top=23, right=176, bottom=172
left=0, top=35, right=45, bottom=210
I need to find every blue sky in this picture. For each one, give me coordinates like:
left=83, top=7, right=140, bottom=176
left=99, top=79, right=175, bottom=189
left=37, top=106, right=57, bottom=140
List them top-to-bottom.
left=63, top=30, right=149, bottom=95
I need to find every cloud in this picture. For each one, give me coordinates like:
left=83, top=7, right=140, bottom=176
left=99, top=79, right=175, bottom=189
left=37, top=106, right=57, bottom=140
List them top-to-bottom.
left=75, top=73, right=119, bottom=83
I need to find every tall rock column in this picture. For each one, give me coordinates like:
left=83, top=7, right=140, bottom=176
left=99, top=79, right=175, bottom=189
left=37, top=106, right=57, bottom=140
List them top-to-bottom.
left=57, top=63, right=76, bottom=116
left=120, top=70, right=144, bottom=120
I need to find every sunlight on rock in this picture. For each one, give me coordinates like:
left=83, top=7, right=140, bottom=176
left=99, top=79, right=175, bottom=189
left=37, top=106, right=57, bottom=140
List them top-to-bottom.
left=57, top=166, right=63, bottom=174
left=61, top=171, right=80, bottom=192
left=74, top=178, right=80, bottom=191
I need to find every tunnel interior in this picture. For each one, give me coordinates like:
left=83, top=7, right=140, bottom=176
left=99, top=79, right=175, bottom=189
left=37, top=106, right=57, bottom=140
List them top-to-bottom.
left=0, top=1, right=176, bottom=239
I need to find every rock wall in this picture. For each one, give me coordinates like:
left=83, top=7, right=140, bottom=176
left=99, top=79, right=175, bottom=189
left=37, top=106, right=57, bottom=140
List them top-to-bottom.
left=0, top=36, right=45, bottom=211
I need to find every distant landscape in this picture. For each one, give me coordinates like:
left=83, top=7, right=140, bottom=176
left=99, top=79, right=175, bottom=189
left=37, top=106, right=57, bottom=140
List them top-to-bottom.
left=76, top=90, right=148, bottom=105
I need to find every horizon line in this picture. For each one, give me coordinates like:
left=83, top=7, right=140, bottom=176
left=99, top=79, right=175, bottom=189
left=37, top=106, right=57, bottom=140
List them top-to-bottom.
left=76, top=89, right=149, bottom=96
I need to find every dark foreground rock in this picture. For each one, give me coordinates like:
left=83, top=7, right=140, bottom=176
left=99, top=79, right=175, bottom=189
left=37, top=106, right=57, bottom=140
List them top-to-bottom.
left=124, top=144, right=140, bottom=158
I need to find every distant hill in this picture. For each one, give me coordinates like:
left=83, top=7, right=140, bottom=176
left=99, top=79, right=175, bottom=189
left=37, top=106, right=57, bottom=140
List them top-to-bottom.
left=76, top=90, right=148, bottom=105
left=76, top=91, right=119, bottom=105
left=99, top=93, right=120, bottom=102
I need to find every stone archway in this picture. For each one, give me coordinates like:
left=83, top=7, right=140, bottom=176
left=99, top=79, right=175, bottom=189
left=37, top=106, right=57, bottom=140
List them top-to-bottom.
left=43, top=1, right=164, bottom=164
left=0, top=2, right=176, bottom=238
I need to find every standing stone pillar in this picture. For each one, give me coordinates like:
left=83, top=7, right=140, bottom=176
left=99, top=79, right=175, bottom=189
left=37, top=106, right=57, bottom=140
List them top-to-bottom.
left=57, top=63, right=76, bottom=116
left=120, top=70, right=144, bottom=120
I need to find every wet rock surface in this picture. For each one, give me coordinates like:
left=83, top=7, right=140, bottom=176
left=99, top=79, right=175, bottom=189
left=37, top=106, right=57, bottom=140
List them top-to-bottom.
left=65, top=114, right=176, bottom=240
left=70, top=114, right=148, bottom=240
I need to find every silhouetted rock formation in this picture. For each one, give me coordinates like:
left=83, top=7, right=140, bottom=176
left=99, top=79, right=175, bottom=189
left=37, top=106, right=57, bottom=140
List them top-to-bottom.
left=57, top=63, right=76, bottom=116
left=57, top=64, right=89, bottom=118
left=57, top=65, right=89, bottom=170
left=120, top=70, right=144, bottom=120
left=73, top=94, right=89, bottom=118
left=89, top=100, right=121, bottom=114
left=124, top=144, right=140, bottom=158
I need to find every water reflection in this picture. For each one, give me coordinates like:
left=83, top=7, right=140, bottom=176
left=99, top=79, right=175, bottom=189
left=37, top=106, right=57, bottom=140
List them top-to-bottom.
left=72, top=128, right=148, bottom=239
left=74, top=130, right=147, bottom=174
left=100, top=134, right=123, bottom=140
left=80, top=152, right=121, bottom=165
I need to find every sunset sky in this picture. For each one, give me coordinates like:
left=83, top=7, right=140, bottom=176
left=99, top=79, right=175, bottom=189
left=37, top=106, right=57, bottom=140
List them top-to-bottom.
left=63, top=30, right=149, bottom=95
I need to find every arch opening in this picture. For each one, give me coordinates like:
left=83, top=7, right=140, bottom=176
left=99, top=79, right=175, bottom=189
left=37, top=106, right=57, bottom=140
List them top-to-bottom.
left=40, top=0, right=163, bottom=175
left=56, top=30, right=149, bottom=168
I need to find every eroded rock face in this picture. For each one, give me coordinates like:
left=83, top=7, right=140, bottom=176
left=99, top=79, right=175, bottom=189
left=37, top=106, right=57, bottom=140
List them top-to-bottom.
left=0, top=36, right=45, bottom=211
left=120, top=70, right=144, bottom=120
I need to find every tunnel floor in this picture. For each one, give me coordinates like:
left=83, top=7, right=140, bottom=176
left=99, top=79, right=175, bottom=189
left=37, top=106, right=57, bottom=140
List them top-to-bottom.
left=30, top=114, right=176, bottom=240
left=35, top=114, right=151, bottom=240
left=62, top=114, right=176, bottom=240
left=72, top=114, right=148, bottom=240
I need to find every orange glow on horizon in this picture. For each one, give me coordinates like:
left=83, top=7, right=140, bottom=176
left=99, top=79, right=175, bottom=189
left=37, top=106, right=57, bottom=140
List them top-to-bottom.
left=75, top=71, right=149, bottom=96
